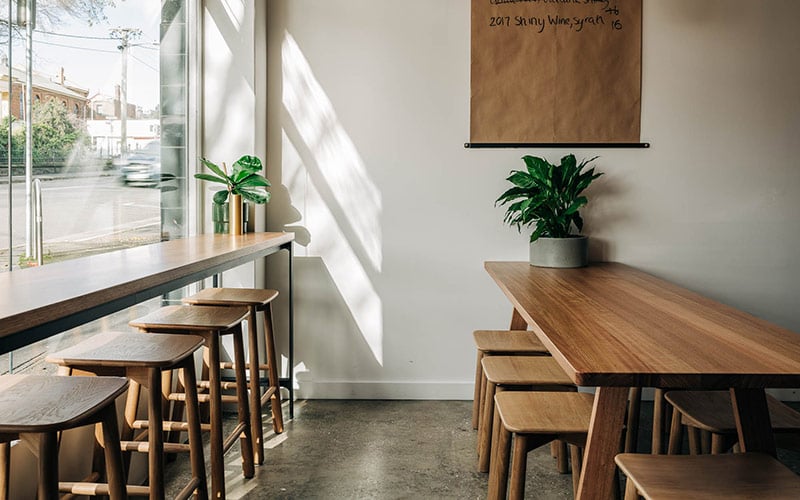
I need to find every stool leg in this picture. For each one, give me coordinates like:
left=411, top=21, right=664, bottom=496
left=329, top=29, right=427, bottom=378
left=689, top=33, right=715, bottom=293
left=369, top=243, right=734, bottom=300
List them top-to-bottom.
left=263, top=304, right=284, bottom=434
left=245, top=306, right=265, bottom=466
left=232, top=326, right=255, bottom=478
left=206, top=332, right=226, bottom=499
left=472, top=350, right=484, bottom=430
left=182, top=360, right=209, bottom=500
left=478, top=365, right=488, bottom=433
left=147, top=367, right=166, bottom=499
left=166, top=368, right=186, bottom=448
left=122, top=378, right=141, bottom=475
left=478, top=381, right=498, bottom=471
left=625, top=387, right=642, bottom=453
left=652, top=388, right=665, bottom=454
left=99, top=404, right=127, bottom=500
left=487, top=408, right=511, bottom=500
left=667, top=408, right=684, bottom=455
left=687, top=426, right=701, bottom=455
left=700, top=430, right=711, bottom=454
left=37, top=432, right=58, bottom=500
left=711, top=433, right=731, bottom=454
left=508, top=434, right=529, bottom=500
left=556, top=440, right=569, bottom=474
left=0, top=441, right=10, bottom=500
left=570, top=445, right=583, bottom=497
left=624, top=478, right=639, bottom=500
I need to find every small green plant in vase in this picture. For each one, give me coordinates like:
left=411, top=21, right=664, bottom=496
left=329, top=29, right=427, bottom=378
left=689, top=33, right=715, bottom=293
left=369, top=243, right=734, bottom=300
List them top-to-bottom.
left=496, top=154, right=603, bottom=267
left=195, top=155, right=270, bottom=234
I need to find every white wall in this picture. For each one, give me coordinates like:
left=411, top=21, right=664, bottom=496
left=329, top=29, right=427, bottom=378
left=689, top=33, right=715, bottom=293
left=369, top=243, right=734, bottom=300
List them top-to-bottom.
left=201, top=0, right=261, bottom=288
left=265, top=0, right=800, bottom=399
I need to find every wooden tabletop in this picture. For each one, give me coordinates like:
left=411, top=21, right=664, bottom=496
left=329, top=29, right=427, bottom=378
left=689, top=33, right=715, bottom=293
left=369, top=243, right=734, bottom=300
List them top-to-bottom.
left=0, top=232, right=294, bottom=354
left=485, top=261, right=800, bottom=388
left=486, top=261, right=800, bottom=499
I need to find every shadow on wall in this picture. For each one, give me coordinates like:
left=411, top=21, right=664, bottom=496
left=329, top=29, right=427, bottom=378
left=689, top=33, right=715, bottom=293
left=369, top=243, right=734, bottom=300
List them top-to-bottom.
left=268, top=30, right=385, bottom=393
left=292, top=256, right=387, bottom=397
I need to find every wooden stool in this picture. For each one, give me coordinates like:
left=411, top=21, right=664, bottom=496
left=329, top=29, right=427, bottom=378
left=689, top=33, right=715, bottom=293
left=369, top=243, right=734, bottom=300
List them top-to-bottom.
left=182, top=287, right=284, bottom=466
left=129, top=305, right=254, bottom=500
left=472, top=330, right=550, bottom=430
left=46, top=332, right=208, bottom=500
left=478, top=356, right=575, bottom=473
left=0, top=374, right=128, bottom=499
left=665, top=390, right=800, bottom=455
left=488, top=391, right=595, bottom=500
left=615, top=452, right=800, bottom=499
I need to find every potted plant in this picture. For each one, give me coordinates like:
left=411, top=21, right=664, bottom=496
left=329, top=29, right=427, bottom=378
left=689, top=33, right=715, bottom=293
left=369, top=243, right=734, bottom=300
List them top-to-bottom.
left=496, top=154, right=603, bottom=268
left=195, top=155, right=270, bottom=235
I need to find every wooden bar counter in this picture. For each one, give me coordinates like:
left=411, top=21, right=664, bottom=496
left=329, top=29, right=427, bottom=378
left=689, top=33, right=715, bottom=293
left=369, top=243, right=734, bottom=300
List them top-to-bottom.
left=0, top=232, right=293, bottom=355
left=485, top=261, right=800, bottom=500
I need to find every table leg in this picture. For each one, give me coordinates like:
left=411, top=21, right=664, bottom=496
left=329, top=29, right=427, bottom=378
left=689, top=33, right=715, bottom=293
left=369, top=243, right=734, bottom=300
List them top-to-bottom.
left=509, top=308, right=527, bottom=330
left=576, top=386, right=628, bottom=500
left=730, top=388, right=776, bottom=456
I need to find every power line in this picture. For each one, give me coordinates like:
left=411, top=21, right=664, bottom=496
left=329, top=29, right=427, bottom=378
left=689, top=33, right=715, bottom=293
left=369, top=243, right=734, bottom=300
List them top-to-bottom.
left=33, top=29, right=114, bottom=41
left=35, top=39, right=118, bottom=54
left=130, top=53, right=157, bottom=73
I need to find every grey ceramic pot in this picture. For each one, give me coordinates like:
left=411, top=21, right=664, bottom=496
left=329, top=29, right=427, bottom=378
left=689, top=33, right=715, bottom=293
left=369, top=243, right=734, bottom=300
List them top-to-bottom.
left=529, top=236, right=588, bottom=268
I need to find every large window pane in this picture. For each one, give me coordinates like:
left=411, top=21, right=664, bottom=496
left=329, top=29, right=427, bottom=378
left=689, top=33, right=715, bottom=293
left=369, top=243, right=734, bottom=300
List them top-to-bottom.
left=0, top=0, right=188, bottom=272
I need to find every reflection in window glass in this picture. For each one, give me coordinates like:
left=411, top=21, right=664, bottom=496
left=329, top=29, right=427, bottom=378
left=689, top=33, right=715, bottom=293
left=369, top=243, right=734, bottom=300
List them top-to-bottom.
left=0, top=0, right=188, bottom=272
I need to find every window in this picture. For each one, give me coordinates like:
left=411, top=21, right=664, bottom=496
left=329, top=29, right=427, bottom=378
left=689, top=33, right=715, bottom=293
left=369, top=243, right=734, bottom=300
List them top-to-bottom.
left=1, top=0, right=190, bottom=272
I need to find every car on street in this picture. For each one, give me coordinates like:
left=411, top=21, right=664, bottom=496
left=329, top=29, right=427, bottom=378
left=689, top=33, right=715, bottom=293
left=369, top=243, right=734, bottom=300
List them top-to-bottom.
left=118, top=141, right=161, bottom=187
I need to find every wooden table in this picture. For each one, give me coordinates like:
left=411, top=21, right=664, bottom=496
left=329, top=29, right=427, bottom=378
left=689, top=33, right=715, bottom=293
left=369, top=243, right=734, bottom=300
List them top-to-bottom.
left=0, top=232, right=295, bottom=412
left=485, top=261, right=800, bottom=500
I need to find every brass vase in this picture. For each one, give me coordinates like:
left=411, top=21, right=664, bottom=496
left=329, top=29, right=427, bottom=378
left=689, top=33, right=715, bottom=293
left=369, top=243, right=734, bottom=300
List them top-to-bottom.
left=229, top=194, right=243, bottom=235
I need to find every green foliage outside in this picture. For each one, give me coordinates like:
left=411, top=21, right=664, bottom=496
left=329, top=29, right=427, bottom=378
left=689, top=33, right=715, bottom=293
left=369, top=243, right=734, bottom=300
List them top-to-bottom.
left=0, top=99, right=90, bottom=165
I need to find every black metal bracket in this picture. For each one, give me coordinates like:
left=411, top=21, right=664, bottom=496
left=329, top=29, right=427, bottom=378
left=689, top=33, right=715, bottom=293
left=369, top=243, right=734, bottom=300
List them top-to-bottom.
left=464, top=142, right=650, bottom=149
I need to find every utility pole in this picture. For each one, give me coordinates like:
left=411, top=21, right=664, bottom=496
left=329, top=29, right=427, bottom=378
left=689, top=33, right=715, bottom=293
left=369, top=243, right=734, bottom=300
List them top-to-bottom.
left=110, top=28, right=141, bottom=164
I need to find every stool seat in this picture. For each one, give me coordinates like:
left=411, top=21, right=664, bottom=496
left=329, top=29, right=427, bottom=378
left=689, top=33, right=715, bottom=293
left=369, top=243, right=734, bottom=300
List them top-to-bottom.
left=183, top=287, right=285, bottom=467
left=183, top=288, right=278, bottom=307
left=129, top=304, right=249, bottom=331
left=130, top=305, right=254, bottom=499
left=471, top=330, right=551, bottom=432
left=473, top=330, right=549, bottom=354
left=47, top=331, right=205, bottom=369
left=47, top=332, right=208, bottom=500
left=477, top=356, right=575, bottom=473
left=482, top=356, right=574, bottom=386
left=0, top=375, right=128, bottom=433
left=0, top=375, right=128, bottom=499
left=666, top=390, right=800, bottom=434
left=489, top=391, right=595, bottom=500
left=496, top=391, right=594, bottom=436
left=615, top=452, right=800, bottom=499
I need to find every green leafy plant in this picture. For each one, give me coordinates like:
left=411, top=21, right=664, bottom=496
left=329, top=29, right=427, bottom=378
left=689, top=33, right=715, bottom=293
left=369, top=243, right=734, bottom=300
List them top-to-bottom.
left=496, top=154, right=603, bottom=242
left=195, top=155, right=271, bottom=205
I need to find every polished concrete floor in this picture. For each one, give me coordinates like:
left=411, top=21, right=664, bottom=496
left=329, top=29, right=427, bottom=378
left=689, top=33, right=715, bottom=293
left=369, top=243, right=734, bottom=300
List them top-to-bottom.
left=164, top=399, right=800, bottom=499
left=165, top=399, right=573, bottom=499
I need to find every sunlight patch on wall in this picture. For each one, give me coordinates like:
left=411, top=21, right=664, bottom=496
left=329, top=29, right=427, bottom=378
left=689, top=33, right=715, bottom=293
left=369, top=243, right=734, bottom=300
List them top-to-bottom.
left=219, top=0, right=246, bottom=30
left=281, top=32, right=383, bottom=272
left=281, top=32, right=384, bottom=365
left=281, top=129, right=384, bottom=365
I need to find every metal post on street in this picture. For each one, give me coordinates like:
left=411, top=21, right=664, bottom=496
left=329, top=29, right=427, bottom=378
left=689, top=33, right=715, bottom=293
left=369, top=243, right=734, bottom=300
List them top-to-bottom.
left=7, top=0, right=13, bottom=274
left=18, top=0, right=34, bottom=258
